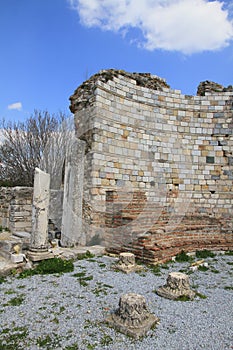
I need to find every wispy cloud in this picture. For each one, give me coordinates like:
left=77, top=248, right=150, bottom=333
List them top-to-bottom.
left=68, top=0, right=233, bottom=54
left=7, top=102, right=22, bottom=111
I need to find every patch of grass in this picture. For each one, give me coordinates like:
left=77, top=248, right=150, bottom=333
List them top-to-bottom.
left=175, top=250, right=193, bottom=263
left=195, top=250, right=215, bottom=258
left=225, top=250, right=233, bottom=256
left=77, top=251, right=95, bottom=260
left=18, top=258, right=74, bottom=278
left=227, top=262, right=233, bottom=266
left=98, top=263, right=106, bottom=268
left=148, top=264, right=161, bottom=276
left=198, top=265, right=209, bottom=272
left=211, top=268, right=220, bottom=274
left=73, top=271, right=93, bottom=287
left=73, top=272, right=86, bottom=278
left=0, top=276, right=6, bottom=284
left=92, top=282, right=113, bottom=296
left=224, top=286, right=233, bottom=291
left=4, top=289, right=15, bottom=295
left=195, top=292, right=207, bottom=299
left=5, top=295, right=25, bottom=306
left=0, top=326, right=28, bottom=350
left=36, top=334, right=61, bottom=348
left=100, top=335, right=113, bottom=346
left=64, top=345, right=79, bottom=350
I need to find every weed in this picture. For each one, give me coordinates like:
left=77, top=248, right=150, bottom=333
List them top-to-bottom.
left=175, top=250, right=193, bottom=263
left=195, top=250, right=215, bottom=258
left=77, top=251, right=95, bottom=260
left=225, top=251, right=233, bottom=256
left=18, top=258, right=74, bottom=278
left=227, top=262, right=233, bottom=266
left=98, top=263, right=106, bottom=268
left=148, top=264, right=161, bottom=276
left=198, top=265, right=209, bottom=272
left=211, top=268, right=220, bottom=274
left=74, top=271, right=93, bottom=287
left=73, top=272, right=86, bottom=278
left=0, top=276, right=6, bottom=284
left=92, top=282, right=113, bottom=296
left=18, top=285, right=26, bottom=289
left=224, top=286, right=233, bottom=291
left=4, top=289, right=15, bottom=295
left=195, top=292, right=207, bottom=299
left=5, top=295, right=25, bottom=306
left=60, top=306, right=66, bottom=313
left=52, top=317, right=59, bottom=324
left=0, top=326, right=28, bottom=350
left=36, top=334, right=61, bottom=348
left=100, top=334, right=113, bottom=346
left=86, top=344, right=96, bottom=349
left=64, top=345, right=79, bottom=350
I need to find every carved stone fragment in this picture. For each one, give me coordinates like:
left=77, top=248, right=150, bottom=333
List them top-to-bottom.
left=157, top=272, right=195, bottom=300
left=106, top=293, right=159, bottom=339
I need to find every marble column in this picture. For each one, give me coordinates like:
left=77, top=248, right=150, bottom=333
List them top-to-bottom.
left=61, top=138, right=85, bottom=247
left=29, top=168, right=50, bottom=258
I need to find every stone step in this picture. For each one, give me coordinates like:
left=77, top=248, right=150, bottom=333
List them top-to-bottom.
left=12, top=231, right=31, bottom=250
left=0, top=236, right=23, bottom=260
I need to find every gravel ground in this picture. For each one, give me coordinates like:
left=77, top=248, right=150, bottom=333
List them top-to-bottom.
left=0, top=252, right=232, bottom=350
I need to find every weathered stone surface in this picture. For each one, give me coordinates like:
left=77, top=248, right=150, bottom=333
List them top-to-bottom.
left=61, top=138, right=86, bottom=247
left=30, top=168, right=50, bottom=252
left=114, top=252, right=143, bottom=273
left=157, top=272, right=195, bottom=300
left=106, top=293, right=159, bottom=339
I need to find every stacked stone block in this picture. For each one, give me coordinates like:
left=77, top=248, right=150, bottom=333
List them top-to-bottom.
left=70, top=69, right=233, bottom=260
left=0, top=187, right=33, bottom=233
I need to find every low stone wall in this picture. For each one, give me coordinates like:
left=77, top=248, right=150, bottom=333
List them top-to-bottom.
left=0, top=187, right=33, bottom=233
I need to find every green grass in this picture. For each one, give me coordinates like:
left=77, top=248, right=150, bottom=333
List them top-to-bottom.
left=175, top=250, right=193, bottom=263
left=195, top=250, right=215, bottom=258
left=77, top=251, right=95, bottom=260
left=225, top=251, right=233, bottom=256
left=18, top=258, right=74, bottom=278
left=148, top=264, right=161, bottom=276
left=198, top=265, right=209, bottom=272
left=0, top=276, right=6, bottom=284
left=224, top=286, right=233, bottom=291
left=195, top=292, right=207, bottom=299
left=4, top=295, right=25, bottom=306
left=0, top=326, right=28, bottom=350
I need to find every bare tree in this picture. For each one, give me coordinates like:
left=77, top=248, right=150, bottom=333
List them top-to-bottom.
left=0, top=110, right=69, bottom=187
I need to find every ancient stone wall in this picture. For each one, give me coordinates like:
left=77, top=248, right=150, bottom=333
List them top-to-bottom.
left=71, top=69, right=233, bottom=261
left=0, top=187, right=33, bottom=233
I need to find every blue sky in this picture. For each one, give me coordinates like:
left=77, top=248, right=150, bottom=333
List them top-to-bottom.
left=1, top=0, right=233, bottom=121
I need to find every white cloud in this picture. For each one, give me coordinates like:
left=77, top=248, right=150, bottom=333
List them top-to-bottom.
left=68, top=0, right=233, bottom=54
left=7, top=102, right=22, bottom=111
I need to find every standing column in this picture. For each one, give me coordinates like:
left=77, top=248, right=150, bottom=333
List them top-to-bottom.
left=61, top=138, right=85, bottom=247
left=28, top=168, right=51, bottom=261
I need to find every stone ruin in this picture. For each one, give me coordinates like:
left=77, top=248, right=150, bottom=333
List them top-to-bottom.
left=0, top=69, right=232, bottom=265
left=113, top=252, right=143, bottom=273
left=157, top=272, right=196, bottom=300
left=106, top=292, right=159, bottom=339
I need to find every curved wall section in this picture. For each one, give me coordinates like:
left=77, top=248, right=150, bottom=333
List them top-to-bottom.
left=71, top=70, right=233, bottom=262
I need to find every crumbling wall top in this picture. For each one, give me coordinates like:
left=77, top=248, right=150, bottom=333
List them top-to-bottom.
left=69, top=69, right=170, bottom=113
left=197, top=80, right=233, bottom=96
